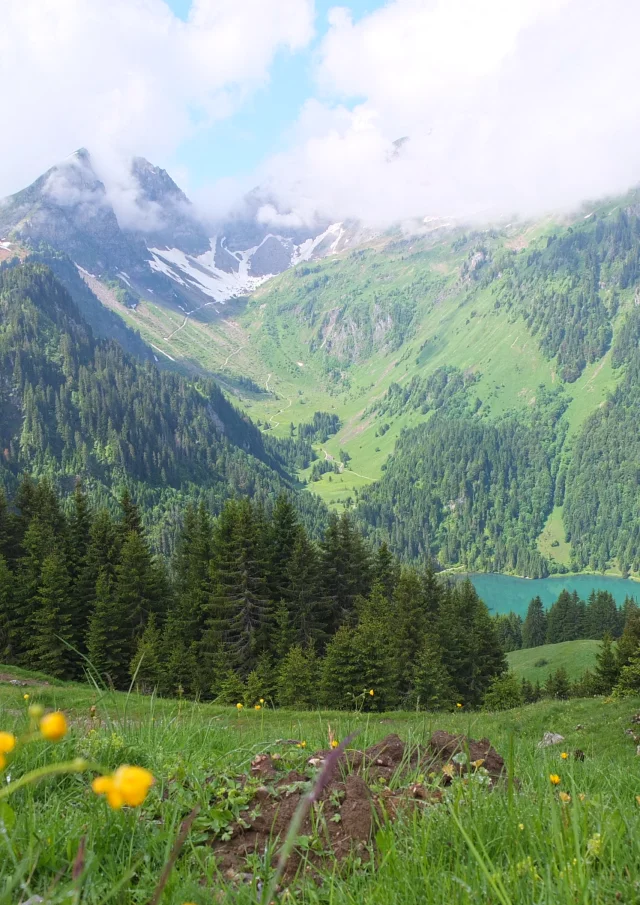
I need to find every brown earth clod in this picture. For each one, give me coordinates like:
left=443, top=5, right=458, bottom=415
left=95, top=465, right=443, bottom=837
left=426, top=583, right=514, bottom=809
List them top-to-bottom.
left=210, top=732, right=506, bottom=881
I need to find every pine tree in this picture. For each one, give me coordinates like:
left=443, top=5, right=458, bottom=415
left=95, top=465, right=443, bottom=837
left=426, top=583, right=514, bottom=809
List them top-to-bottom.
left=28, top=553, right=73, bottom=678
left=521, top=597, right=547, bottom=648
left=593, top=632, right=619, bottom=693
left=277, top=644, right=320, bottom=709
left=244, top=653, right=277, bottom=707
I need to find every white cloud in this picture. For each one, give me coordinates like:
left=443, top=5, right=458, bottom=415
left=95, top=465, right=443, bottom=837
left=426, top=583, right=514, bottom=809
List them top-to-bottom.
left=0, top=0, right=314, bottom=198
left=256, top=0, right=640, bottom=226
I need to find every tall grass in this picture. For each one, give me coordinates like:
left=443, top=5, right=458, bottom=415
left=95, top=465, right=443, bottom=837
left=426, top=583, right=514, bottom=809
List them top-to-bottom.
left=0, top=676, right=638, bottom=904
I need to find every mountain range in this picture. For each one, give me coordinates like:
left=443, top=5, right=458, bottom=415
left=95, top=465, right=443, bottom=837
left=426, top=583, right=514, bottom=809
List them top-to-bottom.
left=3, top=150, right=640, bottom=578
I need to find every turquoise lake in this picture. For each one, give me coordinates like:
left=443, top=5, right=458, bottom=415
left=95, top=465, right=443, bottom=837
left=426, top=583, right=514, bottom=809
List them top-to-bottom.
left=459, top=573, right=640, bottom=617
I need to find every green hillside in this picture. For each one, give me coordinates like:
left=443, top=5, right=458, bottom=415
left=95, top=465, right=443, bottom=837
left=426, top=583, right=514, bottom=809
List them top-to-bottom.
left=17, top=191, right=640, bottom=576
left=508, top=641, right=602, bottom=683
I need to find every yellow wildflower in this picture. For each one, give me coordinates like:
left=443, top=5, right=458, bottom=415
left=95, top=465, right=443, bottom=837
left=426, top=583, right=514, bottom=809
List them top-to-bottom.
left=369, top=689, right=374, bottom=697
left=23, top=693, right=30, bottom=701
left=259, top=698, right=264, bottom=704
left=456, top=702, right=463, bottom=709
left=28, top=703, right=44, bottom=720
left=236, top=703, right=243, bottom=711
left=254, top=705, right=261, bottom=711
left=40, top=712, right=67, bottom=741
left=0, top=732, right=16, bottom=754
left=331, top=739, right=340, bottom=749
left=296, top=740, right=307, bottom=749
left=560, top=752, right=568, bottom=760
left=471, top=758, right=485, bottom=769
left=442, top=763, right=455, bottom=778
left=92, top=765, right=154, bottom=809
left=549, top=774, right=561, bottom=785
left=559, top=791, right=571, bottom=803
left=579, top=793, right=586, bottom=801
left=518, top=823, right=525, bottom=831
left=586, top=832, right=602, bottom=859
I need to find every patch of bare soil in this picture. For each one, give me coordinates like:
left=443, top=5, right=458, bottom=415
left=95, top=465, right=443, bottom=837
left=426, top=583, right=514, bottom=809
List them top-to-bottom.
left=211, top=732, right=505, bottom=881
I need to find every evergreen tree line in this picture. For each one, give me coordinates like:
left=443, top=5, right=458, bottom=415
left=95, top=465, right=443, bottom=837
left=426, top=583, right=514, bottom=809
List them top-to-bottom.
left=0, top=477, right=507, bottom=709
left=495, top=590, right=638, bottom=652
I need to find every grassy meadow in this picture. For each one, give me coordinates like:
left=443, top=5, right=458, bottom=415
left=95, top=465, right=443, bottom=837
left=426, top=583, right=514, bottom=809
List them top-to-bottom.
left=507, top=641, right=603, bottom=683
left=1, top=667, right=639, bottom=904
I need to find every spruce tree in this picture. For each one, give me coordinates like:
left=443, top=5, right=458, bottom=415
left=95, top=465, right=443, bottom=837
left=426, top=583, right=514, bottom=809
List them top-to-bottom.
left=67, top=481, right=94, bottom=657
left=266, top=494, right=300, bottom=603
left=210, top=499, right=270, bottom=674
left=287, top=530, right=329, bottom=649
left=373, top=542, right=400, bottom=601
left=28, top=553, right=73, bottom=678
left=0, top=555, right=14, bottom=661
left=87, top=569, right=129, bottom=686
left=393, top=569, right=428, bottom=696
left=521, top=597, right=547, bottom=648
left=616, top=610, right=640, bottom=669
left=130, top=613, right=162, bottom=692
left=320, top=625, right=362, bottom=709
left=593, top=632, right=619, bottom=693
left=410, top=638, right=454, bottom=710
left=277, top=644, right=320, bottom=709
left=545, top=667, right=571, bottom=699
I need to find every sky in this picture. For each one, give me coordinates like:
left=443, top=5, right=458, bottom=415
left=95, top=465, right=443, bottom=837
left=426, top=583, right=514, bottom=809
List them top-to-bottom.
left=3, top=0, right=640, bottom=229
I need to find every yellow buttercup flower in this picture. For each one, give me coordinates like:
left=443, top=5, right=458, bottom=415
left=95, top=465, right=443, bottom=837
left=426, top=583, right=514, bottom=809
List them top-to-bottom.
left=369, top=689, right=374, bottom=697
left=23, top=693, right=30, bottom=701
left=259, top=698, right=264, bottom=704
left=456, top=702, right=463, bottom=708
left=28, top=703, right=44, bottom=720
left=236, top=703, right=243, bottom=711
left=254, top=705, right=261, bottom=711
left=40, top=712, right=67, bottom=741
left=0, top=732, right=16, bottom=754
left=331, top=739, right=340, bottom=749
left=296, top=740, right=307, bottom=749
left=560, top=752, right=568, bottom=760
left=471, top=758, right=485, bottom=769
left=92, top=765, right=154, bottom=809
left=549, top=774, right=561, bottom=785
left=559, top=791, right=571, bottom=803
left=579, top=793, right=586, bottom=801
left=518, top=823, right=525, bottom=831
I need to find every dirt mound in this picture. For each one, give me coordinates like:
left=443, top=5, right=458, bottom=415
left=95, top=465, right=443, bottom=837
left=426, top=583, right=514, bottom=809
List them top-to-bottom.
left=211, top=732, right=505, bottom=881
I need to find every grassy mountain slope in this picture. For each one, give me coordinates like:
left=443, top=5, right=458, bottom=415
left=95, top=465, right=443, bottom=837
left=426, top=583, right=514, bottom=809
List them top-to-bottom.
left=507, top=640, right=602, bottom=683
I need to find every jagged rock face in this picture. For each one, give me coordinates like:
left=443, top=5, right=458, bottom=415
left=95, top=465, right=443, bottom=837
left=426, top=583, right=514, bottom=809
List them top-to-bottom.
left=0, top=149, right=360, bottom=310
left=0, top=150, right=147, bottom=274
left=127, top=157, right=211, bottom=256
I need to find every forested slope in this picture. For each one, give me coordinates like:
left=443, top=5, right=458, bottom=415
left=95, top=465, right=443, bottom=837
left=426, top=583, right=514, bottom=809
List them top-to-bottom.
left=0, top=262, right=326, bottom=549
